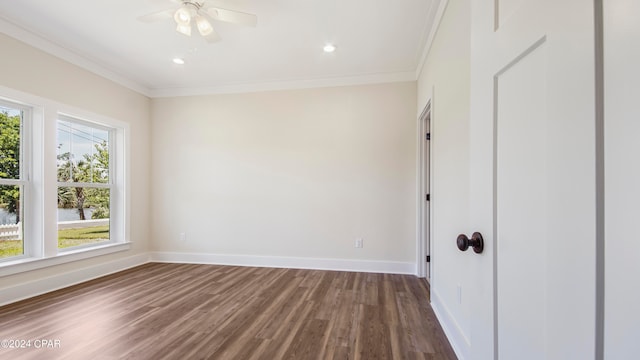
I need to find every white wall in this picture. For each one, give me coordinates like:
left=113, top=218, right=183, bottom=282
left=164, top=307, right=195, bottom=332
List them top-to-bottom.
left=416, top=0, right=472, bottom=356
left=604, top=0, right=640, bottom=357
left=0, top=34, right=151, bottom=290
left=150, top=83, right=418, bottom=271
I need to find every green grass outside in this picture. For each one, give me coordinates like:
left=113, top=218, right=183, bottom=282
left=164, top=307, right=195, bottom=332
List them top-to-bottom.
left=0, top=225, right=109, bottom=259
left=58, top=225, right=110, bottom=248
left=0, top=239, right=22, bottom=258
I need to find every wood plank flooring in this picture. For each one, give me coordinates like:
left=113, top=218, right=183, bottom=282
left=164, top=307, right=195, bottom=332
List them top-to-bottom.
left=0, top=263, right=456, bottom=359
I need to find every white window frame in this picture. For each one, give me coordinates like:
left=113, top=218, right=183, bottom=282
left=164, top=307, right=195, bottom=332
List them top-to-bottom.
left=0, top=86, right=130, bottom=277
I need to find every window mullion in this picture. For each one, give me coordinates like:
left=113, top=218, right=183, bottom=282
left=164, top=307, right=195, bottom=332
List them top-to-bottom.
left=0, top=179, right=27, bottom=186
left=56, top=182, right=111, bottom=189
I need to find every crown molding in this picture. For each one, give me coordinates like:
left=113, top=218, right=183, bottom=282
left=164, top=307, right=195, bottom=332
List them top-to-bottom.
left=415, top=0, right=449, bottom=79
left=0, top=16, right=153, bottom=97
left=149, top=71, right=417, bottom=97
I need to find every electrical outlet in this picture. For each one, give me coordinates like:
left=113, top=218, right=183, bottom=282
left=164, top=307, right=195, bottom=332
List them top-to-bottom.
left=179, top=232, right=186, bottom=242
left=355, top=238, right=363, bottom=248
left=457, top=285, right=462, bottom=304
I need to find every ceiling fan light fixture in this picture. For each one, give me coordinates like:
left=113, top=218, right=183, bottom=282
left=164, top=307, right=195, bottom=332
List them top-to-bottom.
left=138, top=2, right=257, bottom=44
left=174, top=6, right=192, bottom=26
left=195, top=15, right=213, bottom=36
left=176, top=23, right=192, bottom=36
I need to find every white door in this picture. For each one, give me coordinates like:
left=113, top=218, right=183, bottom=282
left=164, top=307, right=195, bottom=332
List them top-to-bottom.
left=468, top=0, right=597, bottom=359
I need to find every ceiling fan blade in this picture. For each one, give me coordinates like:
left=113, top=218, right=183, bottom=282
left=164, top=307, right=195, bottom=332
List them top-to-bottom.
left=204, top=7, right=258, bottom=27
left=138, top=8, right=174, bottom=23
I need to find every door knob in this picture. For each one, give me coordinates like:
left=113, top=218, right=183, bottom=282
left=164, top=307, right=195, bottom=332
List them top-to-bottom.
left=457, top=232, right=484, bottom=254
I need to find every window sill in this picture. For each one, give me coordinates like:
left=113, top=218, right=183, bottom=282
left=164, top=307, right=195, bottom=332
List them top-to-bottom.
left=0, top=242, right=131, bottom=278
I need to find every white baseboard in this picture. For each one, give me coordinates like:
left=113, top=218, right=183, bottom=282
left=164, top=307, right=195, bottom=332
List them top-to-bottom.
left=150, top=251, right=415, bottom=275
left=0, top=253, right=150, bottom=307
left=431, top=289, right=470, bottom=360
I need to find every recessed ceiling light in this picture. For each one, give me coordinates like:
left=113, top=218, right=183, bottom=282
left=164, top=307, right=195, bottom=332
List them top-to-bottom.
left=323, top=44, right=336, bottom=53
left=172, top=57, right=185, bottom=65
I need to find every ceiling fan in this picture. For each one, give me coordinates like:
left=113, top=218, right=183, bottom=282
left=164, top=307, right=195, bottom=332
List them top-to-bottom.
left=138, top=0, right=257, bottom=43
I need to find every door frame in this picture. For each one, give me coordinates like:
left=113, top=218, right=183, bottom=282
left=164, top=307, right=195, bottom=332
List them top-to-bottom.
left=417, top=100, right=432, bottom=280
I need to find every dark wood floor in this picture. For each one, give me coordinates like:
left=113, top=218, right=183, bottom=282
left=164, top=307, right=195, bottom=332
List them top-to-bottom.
left=0, top=263, right=456, bottom=359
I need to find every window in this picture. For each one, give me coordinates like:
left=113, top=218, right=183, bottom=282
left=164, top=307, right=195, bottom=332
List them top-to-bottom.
left=0, top=88, right=129, bottom=273
left=0, top=101, right=28, bottom=260
left=57, top=117, right=112, bottom=250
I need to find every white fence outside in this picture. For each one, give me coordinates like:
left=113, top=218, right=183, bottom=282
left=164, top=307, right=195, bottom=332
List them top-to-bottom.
left=0, top=219, right=109, bottom=241
left=0, top=222, right=20, bottom=240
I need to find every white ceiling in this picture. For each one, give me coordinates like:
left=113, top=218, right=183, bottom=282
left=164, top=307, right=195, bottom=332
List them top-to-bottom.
left=0, top=0, right=441, bottom=97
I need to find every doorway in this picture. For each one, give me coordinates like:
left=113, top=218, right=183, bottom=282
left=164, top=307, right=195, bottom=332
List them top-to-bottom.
left=418, top=102, right=431, bottom=281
